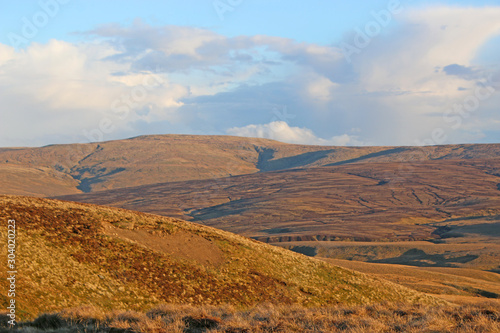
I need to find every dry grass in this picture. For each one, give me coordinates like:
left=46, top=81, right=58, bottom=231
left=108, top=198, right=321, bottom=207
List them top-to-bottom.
left=0, top=195, right=440, bottom=321
left=4, top=302, right=499, bottom=332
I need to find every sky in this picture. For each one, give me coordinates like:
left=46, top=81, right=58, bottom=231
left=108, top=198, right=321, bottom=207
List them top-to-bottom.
left=1, top=0, right=500, bottom=147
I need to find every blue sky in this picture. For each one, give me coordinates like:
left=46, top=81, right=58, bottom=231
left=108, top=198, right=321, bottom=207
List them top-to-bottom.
left=1, top=0, right=500, bottom=146
left=1, top=0, right=411, bottom=45
left=3, top=0, right=499, bottom=46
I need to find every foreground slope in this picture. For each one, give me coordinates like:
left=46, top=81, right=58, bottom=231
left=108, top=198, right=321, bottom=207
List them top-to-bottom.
left=2, top=135, right=500, bottom=196
left=0, top=196, right=438, bottom=320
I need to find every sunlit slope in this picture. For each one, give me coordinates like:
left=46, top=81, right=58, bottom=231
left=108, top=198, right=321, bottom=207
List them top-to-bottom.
left=0, top=196, right=440, bottom=320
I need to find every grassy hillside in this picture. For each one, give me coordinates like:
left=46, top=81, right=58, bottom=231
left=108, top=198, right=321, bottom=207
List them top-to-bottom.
left=2, top=134, right=500, bottom=196
left=0, top=164, right=81, bottom=197
left=0, top=196, right=439, bottom=320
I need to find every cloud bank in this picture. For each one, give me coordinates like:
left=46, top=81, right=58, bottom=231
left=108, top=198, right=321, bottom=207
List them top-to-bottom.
left=1, top=6, right=500, bottom=147
left=227, top=121, right=360, bottom=146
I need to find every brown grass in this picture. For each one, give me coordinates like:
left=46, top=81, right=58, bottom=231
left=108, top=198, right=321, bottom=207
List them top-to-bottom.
left=0, top=195, right=440, bottom=321
left=5, top=302, right=499, bottom=332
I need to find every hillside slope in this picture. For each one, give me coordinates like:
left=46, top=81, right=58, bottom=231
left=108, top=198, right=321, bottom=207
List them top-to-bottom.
left=2, top=135, right=500, bottom=196
left=0, top=196, right=439, bottom=320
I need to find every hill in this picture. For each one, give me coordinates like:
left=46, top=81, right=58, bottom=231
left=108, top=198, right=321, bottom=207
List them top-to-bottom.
left=2, top=135, right=500, bottom=196
left=57, top=159, right=500, bottom=246
left=0, top=196, right=438, bottom=320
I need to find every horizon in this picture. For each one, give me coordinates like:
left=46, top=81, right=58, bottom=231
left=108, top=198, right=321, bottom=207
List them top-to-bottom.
left=1, top=1, right=500, bottom=147
left=3, top=132, right=500, bottom=149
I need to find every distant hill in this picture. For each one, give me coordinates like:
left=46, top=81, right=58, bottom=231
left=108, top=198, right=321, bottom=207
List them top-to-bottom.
left=2, top=134, right=500, bottom=196
left=58, top=158, right=500, bottom=245
left=0, top=196, right=438, bottom=320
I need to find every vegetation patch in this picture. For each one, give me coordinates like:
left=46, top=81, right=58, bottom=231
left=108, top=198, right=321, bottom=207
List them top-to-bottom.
left=5, top=302, right=499, bottom=332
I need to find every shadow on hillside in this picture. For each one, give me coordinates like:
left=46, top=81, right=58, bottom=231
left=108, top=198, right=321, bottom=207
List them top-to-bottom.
left=326, top=147, right=409, bottom=166
left=258, top=149, right=335, bottom=172
left=74, top=167, right=126, bottom=193
left=189, top=198, right=253, bottom=221
left=432, top=222, right=500, bottom=238
left=451, top=222, right=500, bottom=238
left=285, top=245, right=318, bottom=257
left=371, top=248, right=479, bottom=268
left=2, top=312, right=223, bottom=333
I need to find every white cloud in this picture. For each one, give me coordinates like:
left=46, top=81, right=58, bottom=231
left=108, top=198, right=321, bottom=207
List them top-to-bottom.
left=1, top=6, right=500, bottom=147
left=325, top=6, right=500, bottom=145
left=354, top=7, right=500, bottom=96
left=0, top=39, right=189, bottom=146
left=0, top=43, right=15, bottom=64
left=304, top=74, right=338, bottom=102
left=227, top=121, right=361, bottom=146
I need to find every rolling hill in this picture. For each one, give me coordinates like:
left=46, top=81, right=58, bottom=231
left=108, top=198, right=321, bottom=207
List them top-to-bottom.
left=2, top=134, right=500, bottom=197
left=0, top=195, right=439, bottom=320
